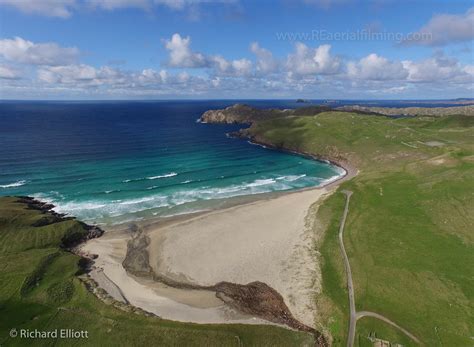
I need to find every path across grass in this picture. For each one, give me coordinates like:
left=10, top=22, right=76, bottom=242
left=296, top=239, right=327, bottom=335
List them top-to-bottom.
left=247, top=112, right=474, bottom=346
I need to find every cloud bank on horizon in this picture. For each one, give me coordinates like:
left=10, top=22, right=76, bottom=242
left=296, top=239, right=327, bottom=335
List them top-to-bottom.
left=0, top=0, right=472, bottom=99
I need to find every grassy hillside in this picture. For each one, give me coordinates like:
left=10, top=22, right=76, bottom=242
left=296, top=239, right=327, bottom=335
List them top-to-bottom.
left=246, top=112, right=474, bottom=346
left=0, top=196, right=314, bottom=346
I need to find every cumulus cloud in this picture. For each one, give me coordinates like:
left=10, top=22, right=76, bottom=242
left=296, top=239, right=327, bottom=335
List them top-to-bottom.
left=0, top=0, right=75, bottom=18
left=0, top=0, right=237, bottom=17
left=88, top=0, right=150, bottom=10
left=89, top=0, right=236, bottom=11
left=154, top=0, right=237, bottom=10
left=301, top=0, right=350, bottom=9
left=405, top=7, right=474, bottom=46
left=164, top=33, right=208, bottom=68
left=164, top=33, right=253, bottom=76
left=2, top=34, right=473, bottom=99
left=0, top=37, right=80, bottom=66
left=250, top=42, right=278, bottom=74
left=286, top=43, right=341, bottom=75
left=403, top=52, right=473, bottom=83
left=347, top=53, right=408, bottom=81
left=210, top=56, right=252, bottom=76
left=213, top=59, right=253, bottom=77
left=36, top=63, right=210, bottom=93
left=38, top=64, right=99, bottom=84
left=0, top=65, right=21, bottom=79
left=138, top=68, right=168, bottom=84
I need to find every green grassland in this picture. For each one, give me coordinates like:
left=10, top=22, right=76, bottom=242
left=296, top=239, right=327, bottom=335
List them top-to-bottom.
left=247, top=112, right=474, bottom=346
left=0, top=196, right=314, bottom=346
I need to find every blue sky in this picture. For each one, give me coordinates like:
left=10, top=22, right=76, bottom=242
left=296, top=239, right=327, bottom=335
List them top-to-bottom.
left=0, top=0, right=473, bottom=99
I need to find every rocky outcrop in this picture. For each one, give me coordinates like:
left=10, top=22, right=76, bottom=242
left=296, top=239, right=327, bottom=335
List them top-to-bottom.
left=200, top=103, right=332, bottom=124
left=200, top=104, right=284, bottom=124
left=15, top=196, right=104, bottom=248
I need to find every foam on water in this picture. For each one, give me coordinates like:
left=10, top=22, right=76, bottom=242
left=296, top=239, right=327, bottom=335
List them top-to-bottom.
left=0, top=101, right=345, bottom=225
left=40, top=172, right=343, bottom=223
left=147, top=173, right=178, bottom=180
left=0, top=180, right=27, bottom=188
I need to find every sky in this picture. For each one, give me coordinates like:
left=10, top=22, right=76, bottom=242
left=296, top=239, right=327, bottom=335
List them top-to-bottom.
left=0, top=0, right=473, bottom=100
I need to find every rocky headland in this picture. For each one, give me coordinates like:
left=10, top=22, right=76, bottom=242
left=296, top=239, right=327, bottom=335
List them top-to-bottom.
left=200, top=103, right=474, bottom=126
left=200, top=103, right=331, bottom=124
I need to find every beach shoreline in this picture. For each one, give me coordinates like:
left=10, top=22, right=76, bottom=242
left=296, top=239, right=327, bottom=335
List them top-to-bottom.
left=79, top=109, right=358, bottom=332
left=80, top=149, right=357, bottom=329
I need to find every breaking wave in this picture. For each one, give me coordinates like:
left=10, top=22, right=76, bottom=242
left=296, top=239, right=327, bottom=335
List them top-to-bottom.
left=147, top=172, right=178, bottom=180
left=43, top=173, right=329, bottom=222
left=0, top=180, right=26, bottom=188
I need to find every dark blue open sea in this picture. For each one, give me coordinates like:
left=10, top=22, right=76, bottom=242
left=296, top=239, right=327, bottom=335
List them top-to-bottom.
left=0, top=100, right=344, bottom=224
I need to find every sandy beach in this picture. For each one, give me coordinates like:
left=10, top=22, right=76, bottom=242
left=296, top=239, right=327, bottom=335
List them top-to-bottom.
left=79, top=160, right=359, bottom=329
left=81, top=182, right=339, bottom=328
left=147, top=187, right=330, bottom=326
left=82, top=224, right=271, bottom=324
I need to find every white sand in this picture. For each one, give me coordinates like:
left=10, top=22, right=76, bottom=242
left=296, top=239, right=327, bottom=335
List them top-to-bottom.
left=82, top=184, right=336, bottom=327
left=148, top=187, right=330, bottom=327
left=82, top=228, right=267, bottom=324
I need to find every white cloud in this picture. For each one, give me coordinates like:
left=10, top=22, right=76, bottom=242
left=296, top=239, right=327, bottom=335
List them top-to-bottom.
left=0, top=0, right=75, bottom=18
left=0, top=0, right=237, bottom=17
left=88, top=0, right=150, bottom=10
left=90, top=0, right=237, bottom=10
left=302, top=0, right=350, bottom=9
left=405, top=7, right=474, bottom=46
left=164, top=33, right=208, bottom=68
left=164, top=33, right=253, bottom=76
left=2, top=34, right=473, bottom=99
left=0, top=37, right=80, bottom=66
left=250, top=42, right=278, bottom=74
left=286, top=43, right=341, bottom=75
left=347, top=53, right=408, bottom=81
left=403, top=53, right=473, bottom=83
left=211, top=56, right=252, bottom=76
left=228, top=58, right=252, bottom=76
left=36, top=63, right=206, bottom=91
left=37, top=64, right=137, bottom=88
left=38, top=64, right=98, bottom=84
left=0, top=65, right=21, bottom=79
left=137, top=68, right=168, bottom=84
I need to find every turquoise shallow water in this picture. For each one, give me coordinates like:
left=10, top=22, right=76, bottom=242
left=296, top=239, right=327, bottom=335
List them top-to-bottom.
left=0, top=100, right=344, bottom=224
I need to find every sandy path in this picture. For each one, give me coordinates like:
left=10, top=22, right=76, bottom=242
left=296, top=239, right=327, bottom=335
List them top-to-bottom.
left=148, top=187, right=330, bottom=327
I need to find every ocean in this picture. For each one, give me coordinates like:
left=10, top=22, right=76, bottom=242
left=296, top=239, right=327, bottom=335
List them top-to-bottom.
left=0, top=100, right=344, bottom=224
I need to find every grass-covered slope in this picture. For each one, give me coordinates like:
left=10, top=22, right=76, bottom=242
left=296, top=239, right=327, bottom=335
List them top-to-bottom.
left=246, top=112, right=474, bottom=346
left=0, top=196, right=314, bottom=346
